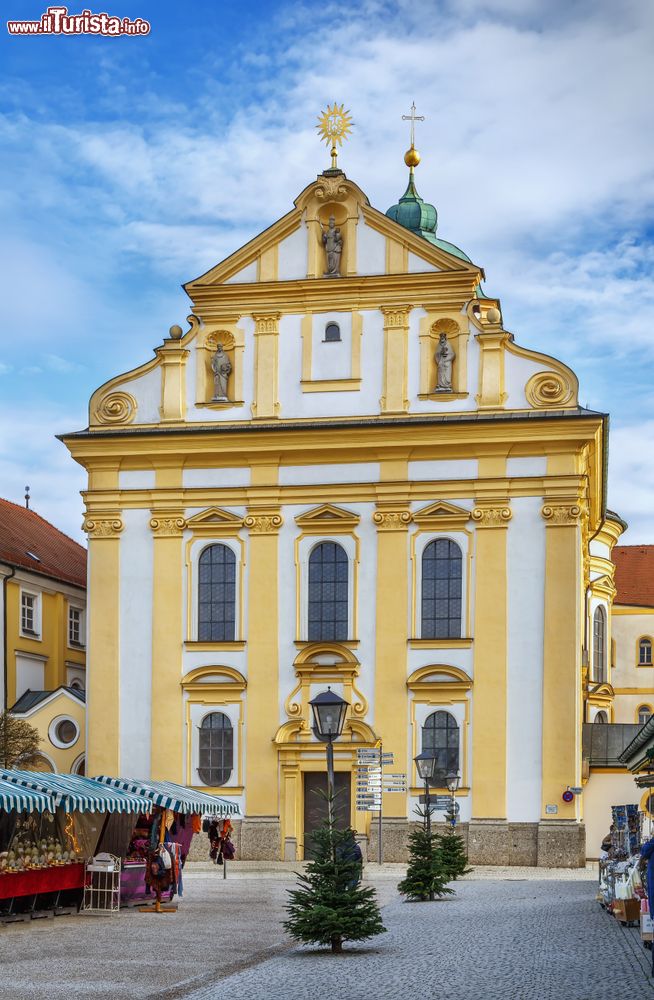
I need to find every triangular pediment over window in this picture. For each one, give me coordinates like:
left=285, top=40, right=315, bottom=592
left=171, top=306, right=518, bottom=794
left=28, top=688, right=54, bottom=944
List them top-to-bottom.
left=412, top=500, right=472, bottom=529
left=295, top=504, right=360, bottom=531
left=186, top=507, right=244, bottom=532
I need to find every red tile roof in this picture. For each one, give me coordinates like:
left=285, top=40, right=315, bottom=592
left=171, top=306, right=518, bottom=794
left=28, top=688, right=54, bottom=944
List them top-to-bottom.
left=0, top=498, right=86, bottom=588
left=613, top=545, right=654, bottom=608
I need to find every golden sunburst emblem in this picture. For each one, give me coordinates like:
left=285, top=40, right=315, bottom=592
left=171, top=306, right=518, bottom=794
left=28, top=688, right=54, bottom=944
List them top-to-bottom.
left=316, top=103, right=353, bottom=169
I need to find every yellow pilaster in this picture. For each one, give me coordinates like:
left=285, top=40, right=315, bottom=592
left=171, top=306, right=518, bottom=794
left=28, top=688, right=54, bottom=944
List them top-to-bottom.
left=380, top=306, right=411, bottom=414
left=251, top=314, right=281, bottom=420
left=475, top=327, right=510, bottom=409
left=156, top=343, right=189, bottom=423
left=471, top=499, right=512, bottom=818
left=541, top=499, right=583, bottom=819
left=373, top=503, right=411, bottom=817
left=149, top=507, right=186, bottom=782
left=244, top=507, right=282, bottom=818
left=83, top=512, right=123, bottom=776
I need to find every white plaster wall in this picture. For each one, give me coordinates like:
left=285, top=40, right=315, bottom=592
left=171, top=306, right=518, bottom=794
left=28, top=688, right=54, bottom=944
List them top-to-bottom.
left=356, top=216, right=385, bottom=275
left=278, top=224, right=308, bottom=281
left=407, top=251, right=437, bottom=273
left=225, top=260, right=257, bottom=283
left=279, top=310, right=383, bottom=419
left=311, top=312, right=352, bottom=381
left=186, top=316, right=256, bottom=423
left=504, top=354, right=556, bottom=410
left=120, top=368, right=162, bottom=425
left=506, top=457, right=547, bottom=478
left=408, top=460, right=478, bottom=482
left=279, top=463, right=380, bottom=487
left=182, top=468, right=251, bottom=489
left=119, top=470, right=156, bottom=490
left=506, top=496, right=546, bottom=822
left=119, top=509, right=153, bottom=778
left=410, top=527, right=472, bottom=643
left=186, top=535, right=244, bottom=642
left=590, top=537, right=612, bottom=559
left=589, top=595, right=611, bottom=683
left=612, top=611, right=654, bottom=692
left=407, top=647, right=473, bottom=678
left=611, top=694, right=654, bottom=725
left=189, top=699, right=242, bottom=789
left=410, top=699, right=471, bottom=823
left=584, top=772, right=639, bottom=858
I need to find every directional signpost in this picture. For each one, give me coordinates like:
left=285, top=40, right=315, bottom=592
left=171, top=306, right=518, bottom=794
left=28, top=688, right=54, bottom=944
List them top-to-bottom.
left=355, top=744, right=408, bottom=864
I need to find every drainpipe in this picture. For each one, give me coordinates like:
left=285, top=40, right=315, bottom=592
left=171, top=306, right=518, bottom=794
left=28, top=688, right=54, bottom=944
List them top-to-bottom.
left=2, top=564, right=15, bottom=714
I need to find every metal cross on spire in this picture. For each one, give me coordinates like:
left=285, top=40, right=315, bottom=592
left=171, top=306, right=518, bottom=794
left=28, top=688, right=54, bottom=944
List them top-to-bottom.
left=402, top=101, right=425, bottom=149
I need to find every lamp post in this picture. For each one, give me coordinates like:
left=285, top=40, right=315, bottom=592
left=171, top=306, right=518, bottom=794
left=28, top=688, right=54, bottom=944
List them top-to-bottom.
left=309, top=688, right=349, bottom=825
left=414, top=750, right=438, bottom=836
left=446, top=771, right=461, bottom=828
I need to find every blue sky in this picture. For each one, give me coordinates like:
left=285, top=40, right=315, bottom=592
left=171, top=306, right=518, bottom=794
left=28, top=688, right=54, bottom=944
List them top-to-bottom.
left=1, top=0, right=653, bottom=542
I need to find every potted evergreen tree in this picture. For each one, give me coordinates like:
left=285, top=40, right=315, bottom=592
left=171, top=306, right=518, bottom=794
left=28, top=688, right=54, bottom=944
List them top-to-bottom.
left=398, top=804, right=453, bottom=902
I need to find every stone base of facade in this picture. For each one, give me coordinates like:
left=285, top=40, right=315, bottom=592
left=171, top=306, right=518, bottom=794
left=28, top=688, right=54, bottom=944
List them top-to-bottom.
left=239, top=817, right=281, bottom=860
left=368, top=818, right=412, bottom=863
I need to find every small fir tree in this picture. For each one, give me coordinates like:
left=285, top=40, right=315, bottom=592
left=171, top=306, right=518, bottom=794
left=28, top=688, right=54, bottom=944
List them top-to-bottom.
left=0, top=712, right=41, bottom=768
left=284, top=803, right=385, bottom=953
left=398, top=805, right=454, bottom=902
left=437, top=827, right=472, bottom=881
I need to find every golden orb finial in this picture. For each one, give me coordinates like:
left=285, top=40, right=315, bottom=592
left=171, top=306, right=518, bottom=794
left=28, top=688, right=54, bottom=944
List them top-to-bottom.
left=404, top=146, right=421, bottom=169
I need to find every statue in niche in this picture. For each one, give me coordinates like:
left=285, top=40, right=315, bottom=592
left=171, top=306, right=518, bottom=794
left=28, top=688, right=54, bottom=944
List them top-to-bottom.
left=321, top=215, right=343, bottom=277
left=434, top=332, right=456, bottom=391
left=210, top=344, right=232, bottom=401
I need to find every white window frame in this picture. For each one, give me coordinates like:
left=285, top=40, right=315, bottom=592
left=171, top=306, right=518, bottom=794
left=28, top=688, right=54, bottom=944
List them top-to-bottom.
left=189, top=537, right=243, bottom=642
left=20, top=589, right=41, bottom=639
left=68, top=604, right=85, bottom=648
left=190, top=701, right=241, bottom=789
left=48, top=715, right=80, bottom=749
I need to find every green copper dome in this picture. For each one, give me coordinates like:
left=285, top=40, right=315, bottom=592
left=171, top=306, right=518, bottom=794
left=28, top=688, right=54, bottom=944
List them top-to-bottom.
left=386, top=169, right=473, bottom=264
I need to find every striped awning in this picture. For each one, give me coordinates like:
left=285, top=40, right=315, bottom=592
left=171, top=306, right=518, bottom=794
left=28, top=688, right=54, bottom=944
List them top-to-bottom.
left=0, top=770, right=153, bottom=814
left=92, top=776, right=240, bottom=816
left=0, top=782, right=55, bottom=813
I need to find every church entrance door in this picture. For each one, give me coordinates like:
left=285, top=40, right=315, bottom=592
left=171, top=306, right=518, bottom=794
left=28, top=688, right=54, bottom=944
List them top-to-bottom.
left=303, top=771, right=351, bottom=858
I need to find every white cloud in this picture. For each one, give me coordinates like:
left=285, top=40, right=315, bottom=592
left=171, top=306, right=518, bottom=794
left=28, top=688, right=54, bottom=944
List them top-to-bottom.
left=44, top=354, right=86, bottom=374
left=607, top=420, right=654, bottom=543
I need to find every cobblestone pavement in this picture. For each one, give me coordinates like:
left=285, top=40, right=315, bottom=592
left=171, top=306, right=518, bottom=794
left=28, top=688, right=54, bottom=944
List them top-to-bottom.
left=185, top=880, right=654, bottom=1000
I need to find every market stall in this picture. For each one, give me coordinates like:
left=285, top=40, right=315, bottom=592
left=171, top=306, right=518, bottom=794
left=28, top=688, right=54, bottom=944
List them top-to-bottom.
left=0, top=769, right=154, bottom=920
left=90, top=776, right=239, bottom=909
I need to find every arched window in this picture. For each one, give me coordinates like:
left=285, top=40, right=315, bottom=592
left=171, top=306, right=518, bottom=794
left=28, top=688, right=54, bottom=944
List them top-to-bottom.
left=325, top=322, right=341, bottom=342
left=421, top=539, right=462, bottom=639
left=308, top=542, right=348, bottom=641
left=198, top=544, right=236, bottom=642
left=593, top=607, right=607, bottom=683
left=639, top=638, right=653, bottom=666
left=638, top=706, right=652, bottom=727
left=422, top=710, right=459, bottom=785
left=594, top=710, right=608, bottom=724
left=198, top=712, right=233, bottom=785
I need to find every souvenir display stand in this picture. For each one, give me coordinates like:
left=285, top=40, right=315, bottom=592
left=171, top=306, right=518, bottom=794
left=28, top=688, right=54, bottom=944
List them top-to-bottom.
left=0, top=769, right=153, bottom=922
left=91, top=776, right=239, bottom=913
left=598, top=805, right=646, bottom=927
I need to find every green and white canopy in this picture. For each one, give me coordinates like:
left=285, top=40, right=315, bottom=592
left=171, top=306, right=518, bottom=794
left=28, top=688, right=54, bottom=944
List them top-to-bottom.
left=0, top=770, right=153, bottom=814
left=92, top=776, right=240, bottom=816
left=0, top=781, right=54, bottom=813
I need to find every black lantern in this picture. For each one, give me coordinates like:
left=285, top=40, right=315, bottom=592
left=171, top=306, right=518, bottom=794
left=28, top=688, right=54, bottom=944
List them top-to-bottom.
left=309, top=688, right=349, bottom=740
left=414, top=750, right=438, bottom=783
left=446, top=771, right=461, bottom=793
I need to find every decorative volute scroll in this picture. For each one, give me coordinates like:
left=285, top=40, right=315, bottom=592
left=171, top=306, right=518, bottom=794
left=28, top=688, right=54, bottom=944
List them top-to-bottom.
left=526, top=371, right=575, bottom=409
left=93, top=391, right=137, bottom=425
left=541, top=502, right=585, bottom=526
left=471, top=504, right=512, bottom=528
left=372, top=508, right=412, bottom=531
left=244, top=509, right=283, bottom=534
left=149, top=511, right=186, bottom=536
left=83, top=515, right=124, bottom=538
left=286, top=642, right=368, bottom=724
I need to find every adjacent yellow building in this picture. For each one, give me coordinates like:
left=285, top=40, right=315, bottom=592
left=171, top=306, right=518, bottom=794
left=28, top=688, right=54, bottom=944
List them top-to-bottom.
left=63, top=138, right=618, bottom=865
left=0, top=498, right=87, bottom=773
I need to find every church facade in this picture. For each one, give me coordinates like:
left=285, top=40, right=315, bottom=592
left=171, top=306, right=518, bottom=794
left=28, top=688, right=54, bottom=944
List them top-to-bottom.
left=63, top=150, right=612, bottom=866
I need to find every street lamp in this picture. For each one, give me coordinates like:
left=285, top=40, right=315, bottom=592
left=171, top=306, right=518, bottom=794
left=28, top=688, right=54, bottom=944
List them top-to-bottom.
left=309, top=688, right=349, bottom=824
left=414, top=749, right=438, bottom=836
left=446, top=771, right=461, bottom=828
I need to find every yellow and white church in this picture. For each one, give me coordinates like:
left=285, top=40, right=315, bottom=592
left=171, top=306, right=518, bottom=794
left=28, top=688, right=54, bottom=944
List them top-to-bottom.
left=63, top=113, right=618, bottom=866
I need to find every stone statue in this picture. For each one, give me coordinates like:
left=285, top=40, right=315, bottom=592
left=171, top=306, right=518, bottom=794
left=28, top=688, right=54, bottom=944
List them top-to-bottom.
left=321, top=215, right=343, bottom=277
left=435, top=332, right=455, bottom=391
left=211, top=344, right=232, bottom=401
